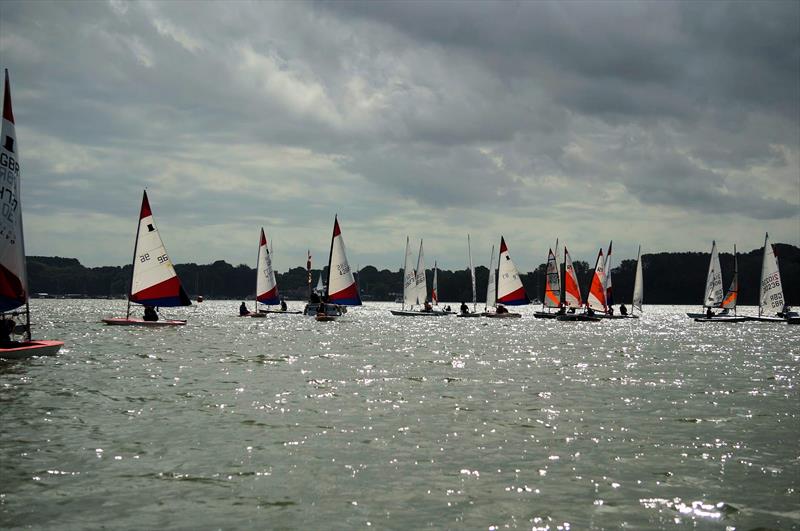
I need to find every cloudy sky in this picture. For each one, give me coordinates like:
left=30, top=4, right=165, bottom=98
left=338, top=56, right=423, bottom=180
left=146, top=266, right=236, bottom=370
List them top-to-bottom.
left=1, top=0, right=798, bottom=271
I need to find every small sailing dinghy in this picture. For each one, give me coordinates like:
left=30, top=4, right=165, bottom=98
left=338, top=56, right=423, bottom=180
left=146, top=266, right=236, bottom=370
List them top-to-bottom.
left=0, top=70, right=63, bottom=358
left=102, top=191, right=190, bottom=326
left=304, top=216, right=361, bottom=320
left=246, top=228, right=299, bottom=316
left=750, top=233, right=793, bottom=322
left=457, top=235, right=482, bottom=317
left=485, top=237, right=527, bottom=318
left=391, top=238, right=448, bottom=316
left=686, top=241, right=725, bottom=319
left=534, top=244, right=562, bottom=319
left=629, top=245, right=644, bottom=318
left=695, top=245, right=748, bottom=322
left=556, top=246, right=600, bottom=322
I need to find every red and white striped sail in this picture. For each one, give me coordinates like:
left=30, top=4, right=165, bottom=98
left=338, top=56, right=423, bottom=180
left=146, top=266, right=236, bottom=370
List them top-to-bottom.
left=0, top=69, right=27, bottom=312
left=129, top=191, right=191, bottom=307
left=326, top=216, right=361, bottom=305
left=256, top=228, right=279, bottom=305
left=758, top=233, right=784, bottom=316
left=496, top=237, right=529, bottom=306
left=415, top=239, right=427, bottom=305
left=703, top=240, right=723, bottom=308
left=485, top=245, right=496, bottom=309
left=721, top=245, right=737, bottom=310
left=563, top=247, right=582, bottom=308
left=543, top=248, right=561, bottom=308
left=586, top=249, right=607, bottom=311
left=432, top=260, right=439, bottom=305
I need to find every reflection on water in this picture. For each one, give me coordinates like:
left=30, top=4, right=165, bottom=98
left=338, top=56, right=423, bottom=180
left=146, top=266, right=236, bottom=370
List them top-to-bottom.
left=1, top=300, right=797, bottom=529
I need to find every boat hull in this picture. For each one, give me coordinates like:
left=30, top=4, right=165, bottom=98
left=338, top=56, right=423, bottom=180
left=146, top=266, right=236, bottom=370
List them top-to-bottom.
left=303, top=303, right=345, bottom=317
left=390, top=309, right=449, bottom=317
left=258, top=310, right=302, bottom=315
left=533, top=311, right=560, bottom=319
left=456, top=312, right=483, bottom=318
left=484, top=312, right=521, bottom=318
left=556, top=314, right=601, bottom=322
left=595, top=314, right=639, bottom=320
left=315, top=315, right=337, bottom=322
left=693, top=316, right=750, bottom=323
left=748, top=316, right=786, bottom=322
left=788, top=317, right=800, bottom=325
left=102, top=318, right=187, bottom=326
left=0, top=340, right=64, bottom=359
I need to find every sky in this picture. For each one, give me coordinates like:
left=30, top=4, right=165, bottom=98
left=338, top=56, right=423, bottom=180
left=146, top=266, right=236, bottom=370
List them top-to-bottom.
left=1, top=0, right=798, bottom=272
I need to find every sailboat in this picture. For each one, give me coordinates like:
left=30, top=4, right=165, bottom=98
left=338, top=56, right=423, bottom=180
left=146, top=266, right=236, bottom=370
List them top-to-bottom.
left=0, top=69, right=64, bottom=358
left=103, top=191, right=191, bottom=325
left=304, top=215, right=361, bottom=320
left=245, top=228, right=299, bottom=316
left=751, top=233, right=793, bottom=322
left=458, top=235, right=481, bottom=317
left=485, top=237, right=527, bottom=318
left=391, top=238, right=448, bottom=316
left=685, top=241, right=724, bottom=318
left=484, top=244, right=496, bottom=313
left=694, top=244, right=748, bottom=322
left=630, top=245, right=644, bottom=317
left=556, top=246, right=599, bottom=321
left=534, top=247, right=562, bottom=318
left=314, top=272, right=325, bottom=295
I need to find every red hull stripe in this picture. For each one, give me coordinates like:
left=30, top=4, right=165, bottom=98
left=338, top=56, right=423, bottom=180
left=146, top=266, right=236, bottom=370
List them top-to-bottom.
left=3, top=69, right=14, bottom=124
left=140, top=191, right=152, bottom=219
left=329, top=283, right=361, bottom=306
left=257, top=286, right=279, bottom=304
left=498, top=286, right=529, bottom=305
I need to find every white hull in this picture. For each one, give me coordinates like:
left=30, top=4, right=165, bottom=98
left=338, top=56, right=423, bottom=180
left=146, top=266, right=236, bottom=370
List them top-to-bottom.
left=0, top=340, right=64, bottom=359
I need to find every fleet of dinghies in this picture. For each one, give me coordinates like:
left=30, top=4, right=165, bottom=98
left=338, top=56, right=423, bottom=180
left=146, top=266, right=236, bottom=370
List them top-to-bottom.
left=1, top=68, right=797, bottom=359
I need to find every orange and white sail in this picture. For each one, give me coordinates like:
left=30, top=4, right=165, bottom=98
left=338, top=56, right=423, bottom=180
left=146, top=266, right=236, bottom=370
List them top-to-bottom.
left=0, top=69, right=27, bottom=312
left=325, top=216, right=361, bottom=305
left=256, top=228, right=279, bottom=305
left=758, top=233, right=784, bottom=317
left=496, top=237, right=529, bottom=305
left=703, top=240, right=723, bottom=308
left=721, top=245, right=738, bottom=311
left=563, top=246, right=582, bottom=308
left=543, top=248, right=561, bottom=308
left=586, top=249, right=607, bottom=311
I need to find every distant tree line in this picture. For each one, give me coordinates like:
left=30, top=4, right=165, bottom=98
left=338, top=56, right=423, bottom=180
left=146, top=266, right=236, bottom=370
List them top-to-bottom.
left=27, top=244, right=799, bottom=305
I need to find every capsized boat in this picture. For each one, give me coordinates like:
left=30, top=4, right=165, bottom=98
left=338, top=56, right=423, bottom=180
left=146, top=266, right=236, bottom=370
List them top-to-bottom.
left=0, top=70, right=64, bottom=358
left=102, top=191, right=191, bottom=326
left=304, top=215, right=361, bottom=319
left=750, top=233, right=791, bottom=322
left=484, top=237, right=527, bottom=318
left=391, top=238, right=448, bottom=316
left=686, top=241, right=724, bottom=318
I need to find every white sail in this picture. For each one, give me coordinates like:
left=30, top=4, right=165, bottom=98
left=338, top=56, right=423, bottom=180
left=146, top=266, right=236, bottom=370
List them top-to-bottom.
left=0, top=69, right=27, bottom=313
left=129, top=191, right=190, bottom=308
left=326, top=216, right=361, bottom=305
left=256, top=228, right=279, bottom=305
left=758, top=233, right=784, bottom=317
left=468, top=235, right=476, bottom=311
left=402, top=237, right=416, bottom=308
left=496, top=237, right=529, bottom=305
left=554, top=238, right=562, bottom=286
left=415, top=239, right=427, bottom=305
left=604, top=240, right=613, bottom=306
left=703, top=241, right=724, bottom=308
left=485, top=245, right=496, bottom=309
left=632, top=245, right=643, bottom=313
left=563, top=247, right=582, bottom=308
left=543, top=248, right=561, bottom=308
left=586, top=249, right=607, bottom=311
left=432, top=261, right=439, bottom=305
left=315, top=273, right=325, bottom=294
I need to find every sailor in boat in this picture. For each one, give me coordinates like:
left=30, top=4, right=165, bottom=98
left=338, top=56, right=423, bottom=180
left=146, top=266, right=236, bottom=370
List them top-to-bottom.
left=280, top=299, right=287, bottom=312
left=317, top=301, right=327, bottom=316
left=423, top=301, right=433, bottom=312
left=239, top=302, right=250, bottom=316
left=460, top=302, right=470, bottom=315
left=496, top=304, right=509, bottom=315
left=619, top=304, right=628, bottom=316
left=777, top=304, right=796, bottom=318
left=143, top=305, right=159, bottom=322
left=445, top=305, right=452, bottom=312
left=557, top=305, right=566, bottom=316
left=607, top=306, right=614, bottom=316
left=586, top=307, right=595, bottom=317
left=705, top=307, right=714, bottom=319
left=718, top=308, right=730, bottom=316
left=0, top=319, right=20, bottom=347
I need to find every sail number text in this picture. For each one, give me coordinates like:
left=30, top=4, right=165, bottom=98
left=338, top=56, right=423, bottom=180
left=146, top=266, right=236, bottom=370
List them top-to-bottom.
left=140, top=253, right=170, bottom=265
left=337, top=263, right=350, bottom=275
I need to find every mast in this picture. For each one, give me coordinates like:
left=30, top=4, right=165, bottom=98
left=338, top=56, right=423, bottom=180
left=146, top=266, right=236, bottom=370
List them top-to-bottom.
left=324, top=216, right=337, bottom=300
left=254, top=228, right=261, bottom=312
left=485, top=245, right=496, bottom=311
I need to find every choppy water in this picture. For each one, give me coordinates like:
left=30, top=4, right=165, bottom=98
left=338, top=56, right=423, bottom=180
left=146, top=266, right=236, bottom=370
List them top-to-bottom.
left=1, top=300, right=798, bottom=530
